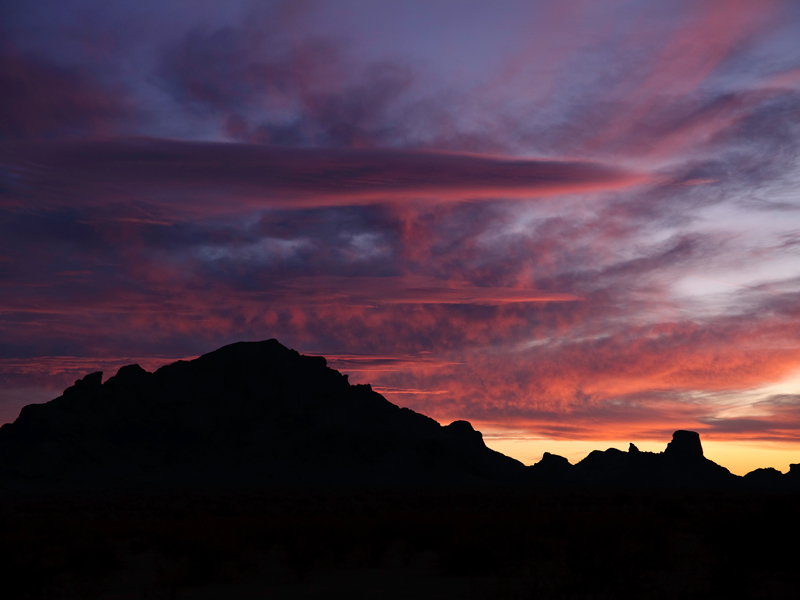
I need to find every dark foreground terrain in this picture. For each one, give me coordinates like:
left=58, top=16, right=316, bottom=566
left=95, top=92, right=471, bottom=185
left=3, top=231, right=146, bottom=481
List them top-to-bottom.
left=1, top=340, right=798, bottom=598
left=2, top=484, right=799, bottom=600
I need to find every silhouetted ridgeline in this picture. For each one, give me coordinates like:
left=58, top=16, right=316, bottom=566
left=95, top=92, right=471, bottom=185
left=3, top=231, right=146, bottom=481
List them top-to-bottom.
left=0, top=339, right=798, bottom=491
left=0, top=340, right=522, bottom=488
left=530, top=430, right=800, bottom=490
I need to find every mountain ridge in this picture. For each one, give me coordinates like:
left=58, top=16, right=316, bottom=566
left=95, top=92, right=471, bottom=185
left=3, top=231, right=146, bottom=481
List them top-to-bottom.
left=1, top=339, right=798, bottom=491
left=0, top=340, right=524, bottom=488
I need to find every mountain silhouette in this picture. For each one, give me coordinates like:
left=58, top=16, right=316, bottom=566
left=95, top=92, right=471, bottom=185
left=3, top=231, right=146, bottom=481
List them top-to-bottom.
left=0, top=339, right=797, bottom=490
left=0, top=340, right=525, bottom=488
left=529, top=430, right=741, bottom=488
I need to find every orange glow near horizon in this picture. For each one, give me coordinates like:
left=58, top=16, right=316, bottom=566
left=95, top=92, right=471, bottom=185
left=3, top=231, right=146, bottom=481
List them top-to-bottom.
left=481, top=434, right=800, bottom=477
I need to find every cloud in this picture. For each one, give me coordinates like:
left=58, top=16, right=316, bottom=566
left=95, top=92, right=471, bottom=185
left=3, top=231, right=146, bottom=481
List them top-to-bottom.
left=578, top=0, right=779, bottom=154
left=158, top=22, right=420, bottom=148
left=0, top=46, right=130, bottom=140
left=0, top=138, right=647, bottom=212
left=279, top=276, right=581, bottom=305
left=320, top=352, right=463, bottom=373
left=695, top=394, right=800, bottom=440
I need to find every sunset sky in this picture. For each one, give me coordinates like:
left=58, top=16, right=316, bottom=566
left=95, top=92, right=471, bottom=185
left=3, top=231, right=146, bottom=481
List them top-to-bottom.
left=3, top=0, right=800, bottom=475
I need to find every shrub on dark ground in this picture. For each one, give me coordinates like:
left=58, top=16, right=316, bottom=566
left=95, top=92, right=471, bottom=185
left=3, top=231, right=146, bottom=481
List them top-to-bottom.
left=1, top=485, right=798, bottom=599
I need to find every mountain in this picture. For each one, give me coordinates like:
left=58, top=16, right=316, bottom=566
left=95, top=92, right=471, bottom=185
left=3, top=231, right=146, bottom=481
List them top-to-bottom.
left=0, top=339, right=797, bottom=491
left=0, top=340, right=525, bottom=488
left=530, top=431, right=739, bottom=488
left=530, top=431, right=800, bottom=489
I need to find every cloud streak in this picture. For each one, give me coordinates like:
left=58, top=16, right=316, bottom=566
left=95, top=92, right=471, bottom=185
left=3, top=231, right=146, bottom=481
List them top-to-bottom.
left=0, top=139, right=647, bottom=213
left=280, top=276, right=582, bottom=305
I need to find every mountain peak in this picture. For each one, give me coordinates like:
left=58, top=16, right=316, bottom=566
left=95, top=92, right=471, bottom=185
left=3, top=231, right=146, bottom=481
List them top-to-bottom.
left=0, top=339, right=525, bottom=488
left=664, top=430, right=704, bottom=461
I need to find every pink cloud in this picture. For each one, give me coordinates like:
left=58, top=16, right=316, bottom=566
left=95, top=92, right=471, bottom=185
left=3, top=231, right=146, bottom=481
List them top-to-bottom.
left=0, top=138, right=648, bottom=213
left=280, top=276, right=582, bottom=305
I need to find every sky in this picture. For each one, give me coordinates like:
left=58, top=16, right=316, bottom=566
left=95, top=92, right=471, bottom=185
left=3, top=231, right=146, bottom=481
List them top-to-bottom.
left=2, top=0, right=800, bottom=475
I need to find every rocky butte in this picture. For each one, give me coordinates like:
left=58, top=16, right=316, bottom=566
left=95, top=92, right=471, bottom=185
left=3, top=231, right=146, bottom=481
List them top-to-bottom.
left=0, top=339, right=797, bottom=491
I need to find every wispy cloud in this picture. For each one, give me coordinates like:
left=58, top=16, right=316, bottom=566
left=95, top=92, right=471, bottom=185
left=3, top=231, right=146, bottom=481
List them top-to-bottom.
left=280, top=276, right=581, bottom=306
